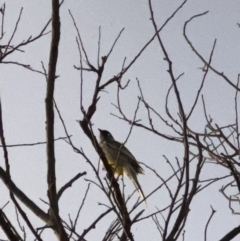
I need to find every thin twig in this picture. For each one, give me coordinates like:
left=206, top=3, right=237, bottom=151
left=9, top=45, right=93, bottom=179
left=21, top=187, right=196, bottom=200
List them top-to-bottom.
left=183, top=11, right=240, bottom=91
left=187, top=39, right=217, bottom=120
left=0, top=136, right=71, bottom=148
left=57, top=172, right=87, bottom=200
left=73, top=183, right=91, bottom=229
left=204, top=206, right=216, bottom=241
left=78, top=208, right=114, bottom=241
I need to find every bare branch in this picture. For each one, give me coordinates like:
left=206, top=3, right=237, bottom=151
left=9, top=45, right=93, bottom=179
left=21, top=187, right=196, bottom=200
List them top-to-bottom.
left=45, top=0, right=68, bottom=240
left=0, top=3, right=6, bottom=39
left=3, top=7, right=23, bottom=57
left=183, top=12, right=240, bottom=91
left=106, top=28, right=124, bottom=59
left=187, top=39, right=217, bottom=120
left=1, top=61, right=46, bottom=75
left=234, top=75, right=240, bottom=156
left=0, top=136, right=71, bottom=148
left=0, top=167, right=49, bottom=224
left=57, top=172, right=87, bottom=200
left=73, top=183, right=91, bottom=229
left=11, top=194, right=43, bottom=241
left=204, top=206, right=216, bottom=241
left=78, top=208, right=114, bottom=241
left=0, top=209, right=23, bottom=241
left=218, top=225, right=240, bottom=241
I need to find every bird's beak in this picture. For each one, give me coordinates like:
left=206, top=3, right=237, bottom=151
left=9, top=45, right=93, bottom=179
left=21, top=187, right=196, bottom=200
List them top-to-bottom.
left=98, top=128, right=102, bottom=132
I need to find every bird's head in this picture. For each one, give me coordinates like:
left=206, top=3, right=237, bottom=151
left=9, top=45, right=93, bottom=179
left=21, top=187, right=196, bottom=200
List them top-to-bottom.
left=98, top=129, right=115, bottom=143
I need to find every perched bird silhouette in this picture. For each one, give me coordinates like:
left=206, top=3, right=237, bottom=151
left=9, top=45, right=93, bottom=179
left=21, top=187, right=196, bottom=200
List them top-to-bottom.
left=98, top=129, right=146, bottom=202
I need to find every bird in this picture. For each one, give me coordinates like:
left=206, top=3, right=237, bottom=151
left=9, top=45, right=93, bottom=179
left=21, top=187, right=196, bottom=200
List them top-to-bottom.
left=98, top=129, right=146, bottom=203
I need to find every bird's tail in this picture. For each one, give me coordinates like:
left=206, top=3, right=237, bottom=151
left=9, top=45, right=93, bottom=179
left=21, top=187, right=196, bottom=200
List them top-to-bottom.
left=125, top=166, right=147, bottom=205
left=133, top=176, right=147, bottom=206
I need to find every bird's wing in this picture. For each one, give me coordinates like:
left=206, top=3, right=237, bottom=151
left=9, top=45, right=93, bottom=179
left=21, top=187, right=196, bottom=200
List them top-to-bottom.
left=102, top=140, right=146, bottom=204
left=106, top=140, right=144, bottom=174
left=110, top=140, right=136, bottom=159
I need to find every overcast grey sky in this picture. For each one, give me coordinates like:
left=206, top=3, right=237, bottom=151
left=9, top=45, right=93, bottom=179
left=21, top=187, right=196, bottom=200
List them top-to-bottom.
left=0, top=1, right=240, bottom=240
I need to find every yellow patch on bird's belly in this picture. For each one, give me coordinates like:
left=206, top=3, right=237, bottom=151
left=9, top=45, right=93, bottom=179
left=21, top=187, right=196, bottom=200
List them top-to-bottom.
left=106, top=156, right=124, bottom=176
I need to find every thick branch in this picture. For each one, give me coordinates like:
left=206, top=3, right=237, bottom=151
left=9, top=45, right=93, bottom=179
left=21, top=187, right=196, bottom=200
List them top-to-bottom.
left=45, top=0, right=68, bottom=240
left=46, top=0, right=60, bottom=209
left=0, top=167, right=49, bottom=223
left=0, top=209, right=23, bottom=241
left=219, top=225, right=240, bottom=241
